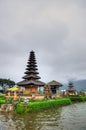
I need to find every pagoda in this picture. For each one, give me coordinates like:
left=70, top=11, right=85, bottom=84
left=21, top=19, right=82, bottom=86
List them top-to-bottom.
left=17, top=50, right=45, bottom=94
left=67, top=82, right=76, bottom=96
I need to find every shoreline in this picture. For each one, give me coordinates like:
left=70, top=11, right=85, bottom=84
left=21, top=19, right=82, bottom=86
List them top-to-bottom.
left=0, top=95, right=86, bottom=114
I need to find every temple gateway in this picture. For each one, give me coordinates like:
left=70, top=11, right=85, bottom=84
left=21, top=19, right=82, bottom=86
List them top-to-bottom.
left=17, top=50, right=45, bottom=94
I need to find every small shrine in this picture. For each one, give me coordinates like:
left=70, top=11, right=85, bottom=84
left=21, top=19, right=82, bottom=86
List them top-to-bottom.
left=17, top=50, right=45, bottom=94
left=47, top=80, right=63, bottom=94
left=67, top=82, right=76, bottom=96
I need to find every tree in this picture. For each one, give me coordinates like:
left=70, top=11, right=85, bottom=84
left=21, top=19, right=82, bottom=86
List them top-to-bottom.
left=0, top=78, right=15, bottom=93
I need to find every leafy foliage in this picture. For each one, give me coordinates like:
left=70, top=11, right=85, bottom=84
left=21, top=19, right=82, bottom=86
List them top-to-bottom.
left=0, top=78, right=15, bottom=92
left=0, top=94, right=6, bottom=105
left=0, top=94, right=6, bottom=99
left=69, top=96, right=86, bottom=102
left=15, top=98, right=71, bottom=114
left=29, top=98, right=71, bottom=111
left=0, top=99, right=6, bottom=104
left=15, top=103, right=30, bottom=114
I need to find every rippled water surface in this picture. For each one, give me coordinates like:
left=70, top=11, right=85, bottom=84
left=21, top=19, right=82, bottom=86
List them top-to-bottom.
left=0, top=102, right=86, bottom=130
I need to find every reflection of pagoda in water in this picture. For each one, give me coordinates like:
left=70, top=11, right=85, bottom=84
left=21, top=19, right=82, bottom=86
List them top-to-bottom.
left=17, top=50, right=45, bottom=94
left=67, top=82, right=76, bottom=95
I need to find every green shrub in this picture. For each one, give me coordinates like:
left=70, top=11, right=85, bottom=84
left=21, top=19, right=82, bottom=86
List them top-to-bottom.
left=0, top=94, right=6, bottom=100
left=69, top=96, right=85, bottom=102
left=81, top=96, right=86, bottom=101
left=83, top=96, right=86, bottom=101
left=15, top=98, right=71, bottom=114
left=32, top=98, right=71, bottom=111
left=0, top=99, right=6, bottom=104
left=15, top=103, right=30, bottom=114
left=15, top=103, right=24, bottom=114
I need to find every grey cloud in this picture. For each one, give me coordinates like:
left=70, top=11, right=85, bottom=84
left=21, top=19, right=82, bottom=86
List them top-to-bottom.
left=0, top=0, right=86, bottom=83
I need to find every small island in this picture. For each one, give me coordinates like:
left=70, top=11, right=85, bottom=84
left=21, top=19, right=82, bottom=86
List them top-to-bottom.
left=0, top=50, right=86, bottom=114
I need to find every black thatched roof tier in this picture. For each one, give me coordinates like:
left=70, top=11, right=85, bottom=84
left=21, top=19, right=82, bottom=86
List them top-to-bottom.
left=28, top=61, right=37, bottom=63
left=26, top=64, right=37, bottom=68
left=25, top=67, right=38, bottom=71
left=24, top=70, right=39, bottom=74
left=23, top=74, right=40, bottom=79
left=17, top=80, right=46, bottom=86
left=47, top=80, right=63, bottom=87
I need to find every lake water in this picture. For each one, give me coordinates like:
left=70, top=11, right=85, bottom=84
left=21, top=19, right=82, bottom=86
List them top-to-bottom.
left=0, top=102, right=86, bottom=130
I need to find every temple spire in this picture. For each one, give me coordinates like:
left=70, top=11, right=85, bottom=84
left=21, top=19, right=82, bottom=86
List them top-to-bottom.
left=17, top=50, right=45, bottom=87
left=23, top=50, right=40, bottom=80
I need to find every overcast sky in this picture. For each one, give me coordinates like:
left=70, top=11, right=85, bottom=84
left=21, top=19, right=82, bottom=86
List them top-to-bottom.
left=0, top=0, right=86, bottom=84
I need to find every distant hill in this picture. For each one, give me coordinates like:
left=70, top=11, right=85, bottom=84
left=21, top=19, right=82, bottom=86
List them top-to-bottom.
left=61, top=79, right=86, bottom=91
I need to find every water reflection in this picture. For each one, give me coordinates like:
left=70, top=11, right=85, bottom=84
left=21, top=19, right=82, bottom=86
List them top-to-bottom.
left=0, top=103, right=86, bottom=130
left=0, top=113, right=25, bottom=130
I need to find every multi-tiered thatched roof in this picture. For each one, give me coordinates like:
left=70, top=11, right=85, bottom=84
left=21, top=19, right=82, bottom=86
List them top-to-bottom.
left=17, top=50, right=45, bottom=87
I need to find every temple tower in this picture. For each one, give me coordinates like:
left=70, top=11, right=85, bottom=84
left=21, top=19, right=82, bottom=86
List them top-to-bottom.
left=17, top=50, right=45, bottom=94
left=23, top=50, right=40, bottom=81
left=67, top=82, right=76, bottom=96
